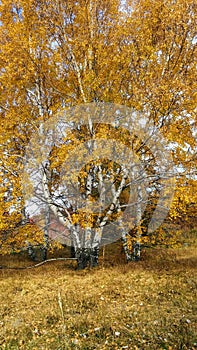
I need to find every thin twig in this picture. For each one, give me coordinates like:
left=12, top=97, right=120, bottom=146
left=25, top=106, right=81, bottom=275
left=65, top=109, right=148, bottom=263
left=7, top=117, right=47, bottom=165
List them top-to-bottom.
left=102, top=246, right=105, bottom=269
left=0, top=257, right=77, bottom=270
left=58, top=290, right=66, bottom=331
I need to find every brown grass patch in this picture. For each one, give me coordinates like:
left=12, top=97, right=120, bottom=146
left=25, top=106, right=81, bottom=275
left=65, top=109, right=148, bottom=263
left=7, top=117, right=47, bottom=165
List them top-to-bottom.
left=0, top=235, right=196, bottom=349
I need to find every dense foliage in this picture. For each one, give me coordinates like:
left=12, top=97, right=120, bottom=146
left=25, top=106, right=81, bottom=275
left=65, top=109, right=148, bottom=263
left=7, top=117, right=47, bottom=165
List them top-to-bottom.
left=0, top=0, right=196, bottom=260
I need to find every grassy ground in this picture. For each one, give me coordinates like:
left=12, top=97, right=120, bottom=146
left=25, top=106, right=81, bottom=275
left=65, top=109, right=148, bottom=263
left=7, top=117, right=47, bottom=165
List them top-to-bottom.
left=0, top=234, right=196, bottom=349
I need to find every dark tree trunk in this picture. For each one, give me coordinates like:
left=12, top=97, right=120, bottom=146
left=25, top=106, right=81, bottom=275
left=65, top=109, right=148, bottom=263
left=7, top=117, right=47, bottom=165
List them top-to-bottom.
left=132, top=242, right=141, bottom=261
left=27, top=243, right=36, bottom=261
left=70, top=245, right=76, bottom=258
left=41, top=246, right=47, bottom=261
left=75, top=247, right=99, bottom=269
left=90, top=247, right=99, bottom=267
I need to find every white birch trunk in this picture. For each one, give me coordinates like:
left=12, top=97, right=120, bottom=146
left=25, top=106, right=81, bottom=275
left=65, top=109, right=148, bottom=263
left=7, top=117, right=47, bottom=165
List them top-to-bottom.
left=41, top=170, right=81, bottom=249
left=111, top=181, right=133, bottom=262
left=133, top=185, right=143, bottom=261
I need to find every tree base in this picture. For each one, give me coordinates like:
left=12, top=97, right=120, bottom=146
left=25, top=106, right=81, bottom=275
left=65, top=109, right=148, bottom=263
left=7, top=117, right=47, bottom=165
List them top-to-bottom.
left=75, top=247, right=99, bottom=269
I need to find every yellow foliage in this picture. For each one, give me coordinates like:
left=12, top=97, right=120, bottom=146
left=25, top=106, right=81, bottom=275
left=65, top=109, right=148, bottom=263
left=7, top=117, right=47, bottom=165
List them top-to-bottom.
left=0, top=0, right=196, bottom=252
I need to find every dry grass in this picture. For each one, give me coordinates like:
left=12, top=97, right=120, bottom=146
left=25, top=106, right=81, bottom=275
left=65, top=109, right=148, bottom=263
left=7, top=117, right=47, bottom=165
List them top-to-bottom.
left=0, top=235, right=196, bottom=349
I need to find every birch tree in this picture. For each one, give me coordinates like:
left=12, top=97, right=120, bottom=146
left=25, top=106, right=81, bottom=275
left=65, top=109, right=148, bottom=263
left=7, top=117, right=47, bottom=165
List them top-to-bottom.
left=0, top=0, right=196, bottom=264
left=23, top=103, right=175, bottom=268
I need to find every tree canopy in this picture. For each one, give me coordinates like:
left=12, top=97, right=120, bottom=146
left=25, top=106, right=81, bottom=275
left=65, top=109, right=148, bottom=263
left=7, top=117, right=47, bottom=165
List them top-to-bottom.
left=0, top=0, right=196, bottom=265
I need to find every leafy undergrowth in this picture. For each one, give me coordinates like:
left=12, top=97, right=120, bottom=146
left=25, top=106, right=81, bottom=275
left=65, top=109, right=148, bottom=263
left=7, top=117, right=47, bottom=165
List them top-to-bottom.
left=0, top=236, right=196, bottom=349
